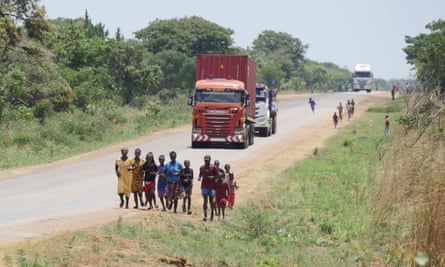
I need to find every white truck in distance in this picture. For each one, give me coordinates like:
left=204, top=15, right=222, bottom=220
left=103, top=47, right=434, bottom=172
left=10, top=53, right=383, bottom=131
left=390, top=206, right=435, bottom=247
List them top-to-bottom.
left=352, top=64, right=373, bottom=93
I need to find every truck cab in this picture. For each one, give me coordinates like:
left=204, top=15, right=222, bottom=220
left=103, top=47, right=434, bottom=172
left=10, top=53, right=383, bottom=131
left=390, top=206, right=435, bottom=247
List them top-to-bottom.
left=352, top=64, right=373, bottom=93
left=255, top=83, right=277, bottom=137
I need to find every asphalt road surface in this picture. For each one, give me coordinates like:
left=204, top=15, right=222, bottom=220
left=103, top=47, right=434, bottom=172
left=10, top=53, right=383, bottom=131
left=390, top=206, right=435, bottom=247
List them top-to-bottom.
left=0, top=91, right=372, bottom=244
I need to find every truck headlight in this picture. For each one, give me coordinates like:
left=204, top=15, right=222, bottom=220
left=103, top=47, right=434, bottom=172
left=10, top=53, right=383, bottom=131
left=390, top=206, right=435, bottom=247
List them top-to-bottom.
left=192, top=128, right=201, bottom=134
left=234, top=128, right=244, bottom=136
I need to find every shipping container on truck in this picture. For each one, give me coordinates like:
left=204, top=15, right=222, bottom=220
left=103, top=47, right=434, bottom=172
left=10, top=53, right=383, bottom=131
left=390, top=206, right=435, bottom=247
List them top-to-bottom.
left=187, top=54, right=256, bottom=148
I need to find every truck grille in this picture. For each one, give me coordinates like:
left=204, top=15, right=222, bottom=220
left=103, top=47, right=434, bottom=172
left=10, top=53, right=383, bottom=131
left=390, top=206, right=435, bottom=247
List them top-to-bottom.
left=203, top=113, right=232, bottom=137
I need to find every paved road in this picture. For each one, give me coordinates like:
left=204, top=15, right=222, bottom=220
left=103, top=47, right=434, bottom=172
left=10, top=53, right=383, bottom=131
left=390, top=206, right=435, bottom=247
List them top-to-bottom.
left=0, top=91, right=369, bottom=243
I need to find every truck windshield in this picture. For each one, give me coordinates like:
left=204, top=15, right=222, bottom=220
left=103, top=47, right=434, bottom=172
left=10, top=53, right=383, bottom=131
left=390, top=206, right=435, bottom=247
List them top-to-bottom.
left=354, top=71, right=372, bottom=78
left=256, top=88, right=266, bottom=102
left=195, top=90, right=243, bottom=104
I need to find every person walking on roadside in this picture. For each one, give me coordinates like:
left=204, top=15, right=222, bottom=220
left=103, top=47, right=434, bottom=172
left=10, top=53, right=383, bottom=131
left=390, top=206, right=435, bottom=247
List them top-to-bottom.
left=391, top=84, right=396, bottom=101
left=308, top=97, right=316, bottom=114
left=351, top=99, right=355, bottom=115
left=346, top=100, right=353, bottom=121
left=337, top=102, right=343, bottom=121
left=333, top=112, right=339, bottom=129
left=384, top=115, right=390, bottom=135
left=115, top=147, right=132, bottom=209
left=129, top=148, right=145, bottom=209
left=165, top=151, right=184, bottom=213
left=142, top=152, right=158, bottom=210
left=157, top=154, right=168, bottom=211
left=198, top=155, right=218, bottom=221
left=181, top=160, right=194, bottom=215
left=213, top=160, right=225, bottom=216
left=224, top=163, right=238, bottom=209
left=215, top=174, right=229, bottom=219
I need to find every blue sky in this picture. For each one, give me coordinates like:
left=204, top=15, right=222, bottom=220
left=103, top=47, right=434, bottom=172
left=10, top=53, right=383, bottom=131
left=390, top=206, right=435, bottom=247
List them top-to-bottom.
left=40, top=0, right=444, bottom=80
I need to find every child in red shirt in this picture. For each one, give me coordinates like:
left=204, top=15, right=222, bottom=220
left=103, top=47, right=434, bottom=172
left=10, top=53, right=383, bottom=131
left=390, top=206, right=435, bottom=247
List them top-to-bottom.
left=224, top=163, right=238, bottom=209
left=215, top=175, right=229, bottom=219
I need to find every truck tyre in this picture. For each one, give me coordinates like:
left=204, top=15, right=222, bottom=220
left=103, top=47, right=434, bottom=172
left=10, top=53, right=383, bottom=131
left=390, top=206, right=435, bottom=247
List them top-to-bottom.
left=272, top=116, right=277, bottom=134
left=250, top=125, right=255, bottom=145
left=240, top=126, right=249, bottom=149
left=259, top=128, right=267, bottom=137
left=191, top=141, right=198, bottom=149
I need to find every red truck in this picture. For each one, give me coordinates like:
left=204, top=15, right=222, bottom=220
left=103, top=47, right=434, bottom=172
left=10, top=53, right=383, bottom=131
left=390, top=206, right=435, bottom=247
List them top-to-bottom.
left=187, top=54, right=256, bottom=148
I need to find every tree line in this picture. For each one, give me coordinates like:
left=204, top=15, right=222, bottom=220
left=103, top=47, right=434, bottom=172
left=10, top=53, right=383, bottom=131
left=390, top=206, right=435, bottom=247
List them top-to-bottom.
left=5, top=1, right=437, bottom=125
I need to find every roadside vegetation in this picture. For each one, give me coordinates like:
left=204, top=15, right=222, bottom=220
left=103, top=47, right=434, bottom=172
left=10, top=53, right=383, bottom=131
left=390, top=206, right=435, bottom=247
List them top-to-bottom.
left=0, top=93, right=190, bottom=169
left=1, top=96, right=405, bottom=267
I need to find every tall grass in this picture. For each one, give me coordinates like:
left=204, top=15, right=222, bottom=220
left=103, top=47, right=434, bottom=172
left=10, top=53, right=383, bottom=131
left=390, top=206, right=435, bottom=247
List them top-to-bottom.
left=373, top=93, right=445, bottom=266
left=2, top=98, right=407, bottom=266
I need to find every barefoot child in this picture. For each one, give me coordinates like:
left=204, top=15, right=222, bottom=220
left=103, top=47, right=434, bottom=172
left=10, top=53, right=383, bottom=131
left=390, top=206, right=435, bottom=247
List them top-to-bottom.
left=142, top=152, right=158, bottom=210
left=181, top=160, right=194, bottom=214
left=224, top=163, right=238, bottom=209
left=215, top=174, right=229, bottom=219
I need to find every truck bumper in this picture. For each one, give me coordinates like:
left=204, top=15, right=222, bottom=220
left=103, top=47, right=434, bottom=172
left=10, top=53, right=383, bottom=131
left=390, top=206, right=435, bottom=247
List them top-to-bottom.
left=192, top=134, right=245, bottom=143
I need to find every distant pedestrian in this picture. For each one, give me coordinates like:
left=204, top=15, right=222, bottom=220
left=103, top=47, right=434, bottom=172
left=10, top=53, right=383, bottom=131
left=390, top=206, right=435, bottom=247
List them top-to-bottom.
left=391, top=84, right=396, bottom=100
left=308, top=97, right=316, bottom=114
left=351, top=99, right=355, bottom=115
left=346, top=100, right=353, bottom=121
left=337, top=102, right=343, bottom=121
left=333, top=112, right=338, bottom=129
left=384, top=115, right=390, bottom=135
left=115, top=147, right=132, bottom=209
left=129, top=148, right=145, bottom=209
left=165, top=151, right=184, bottom=213
left=142, top=152, right=158, bottom=210
left=181, top=159, right=194, bottom=215
left=224, top=163, right=238, bottom=209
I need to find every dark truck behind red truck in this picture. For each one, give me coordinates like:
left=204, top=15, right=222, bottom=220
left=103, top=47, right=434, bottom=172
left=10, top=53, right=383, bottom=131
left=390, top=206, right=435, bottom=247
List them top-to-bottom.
left=188, top=54, right=257, bottom=148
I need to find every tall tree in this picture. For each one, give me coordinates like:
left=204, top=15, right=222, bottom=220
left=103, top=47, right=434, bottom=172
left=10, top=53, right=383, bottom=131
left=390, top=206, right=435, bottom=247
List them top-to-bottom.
left=0, top=0, right=51, bottom=119
left=134, top=16, right=234, bottom=56
left=404, top=19, right=445, bottom=97
left=252, top=30, right=308, bottom=68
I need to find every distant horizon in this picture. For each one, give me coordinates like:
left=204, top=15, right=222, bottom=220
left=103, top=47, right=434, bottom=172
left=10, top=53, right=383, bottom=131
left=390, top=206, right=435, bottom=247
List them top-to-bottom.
left=40, top=0, right=443, bottom=80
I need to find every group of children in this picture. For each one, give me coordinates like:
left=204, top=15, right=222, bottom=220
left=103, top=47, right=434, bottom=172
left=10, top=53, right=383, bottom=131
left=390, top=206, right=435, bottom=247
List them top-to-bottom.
left=332, top=99, right=355, bottom=128
left=114, top=148, right=238, bottom=221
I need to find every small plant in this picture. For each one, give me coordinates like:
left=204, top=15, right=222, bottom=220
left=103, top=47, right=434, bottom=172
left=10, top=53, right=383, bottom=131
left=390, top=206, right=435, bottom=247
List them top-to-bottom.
left=342, top=138, right=353, bottom=147
left=238, top=202, right=275, bottom=238
left=16, top=249, right=48, bottom=267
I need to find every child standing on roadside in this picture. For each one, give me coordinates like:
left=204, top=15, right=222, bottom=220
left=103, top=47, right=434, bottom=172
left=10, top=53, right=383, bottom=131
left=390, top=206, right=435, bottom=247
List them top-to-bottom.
left=333, top=112, right=339, bottom=129
left=142, top=152, right=158, bottom=210
left=157, top=154, right=168, bottom=211
left=181, top=160, right=194, bottom=215
left=224, top=163, right=238, bottom=209
left=215, top=175, right=229, bottom=219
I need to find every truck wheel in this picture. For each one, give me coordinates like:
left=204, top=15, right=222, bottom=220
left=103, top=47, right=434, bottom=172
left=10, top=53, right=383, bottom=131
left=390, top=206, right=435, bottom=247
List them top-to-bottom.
left=272, top=117, right=277, bottom=134
left=250, top=125, right=255, bottom=145
left=259, top=128, right=267, bottom=137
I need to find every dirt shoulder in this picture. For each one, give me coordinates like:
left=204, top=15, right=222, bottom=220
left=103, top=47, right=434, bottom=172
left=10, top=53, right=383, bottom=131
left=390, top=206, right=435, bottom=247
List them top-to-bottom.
left=0, top=91, right=389, bottom=248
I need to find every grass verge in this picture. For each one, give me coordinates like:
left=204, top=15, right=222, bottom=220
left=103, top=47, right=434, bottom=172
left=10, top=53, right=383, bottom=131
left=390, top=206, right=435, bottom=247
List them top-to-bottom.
left=1, top=98, right=404, bottom=266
